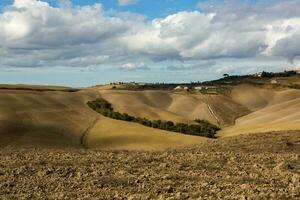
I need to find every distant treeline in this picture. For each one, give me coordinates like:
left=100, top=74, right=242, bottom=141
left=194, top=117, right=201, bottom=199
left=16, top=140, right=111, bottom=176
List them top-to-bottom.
left=101, top=70, right=299, bottom=91
left=202, top=70, right=298, bottom=86
left=260, top=70, right=297, bottom=78
left=87, top=98, right=220, bottom=138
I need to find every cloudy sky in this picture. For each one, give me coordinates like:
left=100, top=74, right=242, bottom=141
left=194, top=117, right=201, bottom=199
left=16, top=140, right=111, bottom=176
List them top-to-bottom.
left=0, top=0, right=300, bottom=86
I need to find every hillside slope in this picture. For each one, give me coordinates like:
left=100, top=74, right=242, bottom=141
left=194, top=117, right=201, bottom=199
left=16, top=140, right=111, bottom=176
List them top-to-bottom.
left=1, top=83, right=299, bottom=149
left=219, top=85, right=300, bottom=136
left=0, top=88, right=208, bottom=150
left=0, top=89, right=99, bottom=147
left=99, top=90, right=249, bottom=126
left=85, top=116, right=206, bottom=151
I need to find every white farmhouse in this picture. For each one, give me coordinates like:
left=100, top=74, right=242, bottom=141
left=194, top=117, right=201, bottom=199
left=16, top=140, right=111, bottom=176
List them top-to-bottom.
left=254, top=72, right=263, bottom=77
left=271, top=79, right=278, bottom=84
left=174, top=86, right=183, bottom=90
left=194, top=86, right=203, bottom=90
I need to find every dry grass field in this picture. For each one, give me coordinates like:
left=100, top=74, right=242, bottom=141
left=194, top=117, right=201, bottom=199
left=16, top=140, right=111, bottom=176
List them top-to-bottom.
left=0, top=81, right=299, bottom=149
left=0, top=84, right=78, bottom=92
left=219, top=84, right=300, bottom=137
left=0, top=88, right=208, bottom=150
left=0, top=88, right=99, bottom=148
left=99, top=90, right=249, bottom=126
left=85, top=116, right=206, bottom=151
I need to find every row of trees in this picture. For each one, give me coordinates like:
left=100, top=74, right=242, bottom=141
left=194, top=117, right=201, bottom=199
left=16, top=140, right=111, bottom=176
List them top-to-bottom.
left=260, top=70, right=297, bottom=78
left=87, top=99, right=220, bottom=138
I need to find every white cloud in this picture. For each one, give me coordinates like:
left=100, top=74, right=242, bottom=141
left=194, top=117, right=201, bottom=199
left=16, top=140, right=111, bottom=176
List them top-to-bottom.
left=0, top=0, right=300, bottom=73
left=0, top=0, right=135, bottom=67
left=119, top=62, right=150, bottom=71
left=214, top=65, right=235, bottom=74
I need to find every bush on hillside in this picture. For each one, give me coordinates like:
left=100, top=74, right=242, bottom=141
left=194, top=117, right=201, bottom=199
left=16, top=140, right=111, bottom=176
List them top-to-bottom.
left=87, top=98, right=112, bottom=111
left=194, top=119, right=220, bottom=130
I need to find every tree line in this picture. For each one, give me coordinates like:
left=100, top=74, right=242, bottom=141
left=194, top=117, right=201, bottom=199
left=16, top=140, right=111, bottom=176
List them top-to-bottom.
left=260, top=70, right=297, bottom=78
left=87, top=98, right=220, bottom=138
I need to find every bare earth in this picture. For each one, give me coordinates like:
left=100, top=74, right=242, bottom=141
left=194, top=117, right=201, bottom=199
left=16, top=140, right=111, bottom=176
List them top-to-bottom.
left=1, top=131, right=299, bottom=199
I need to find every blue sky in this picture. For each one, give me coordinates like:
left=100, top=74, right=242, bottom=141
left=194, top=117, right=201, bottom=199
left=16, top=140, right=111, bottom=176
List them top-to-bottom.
left=0, top=0, right=299, bottom=87
left=1, top=0, right=202, bottom=18
left=80, top=0, right=200, bottom=18
left=101, top=0, right=201, bottom=18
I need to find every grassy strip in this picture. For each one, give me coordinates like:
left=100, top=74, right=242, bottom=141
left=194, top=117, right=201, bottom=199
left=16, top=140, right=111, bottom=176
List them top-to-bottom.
left=0, top=84, right=79, bottom=92
left=87, top=98, right=220, bottom=138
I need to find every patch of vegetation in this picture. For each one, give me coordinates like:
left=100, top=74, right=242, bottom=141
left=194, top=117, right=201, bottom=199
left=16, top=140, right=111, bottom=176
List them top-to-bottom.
left=200, top=70, right=298, bottom=86
left=260, top=70, right=297, bottom=78
left=289, top=84, right=300, bottom=89
left=87, top=98, right=220, bottom=138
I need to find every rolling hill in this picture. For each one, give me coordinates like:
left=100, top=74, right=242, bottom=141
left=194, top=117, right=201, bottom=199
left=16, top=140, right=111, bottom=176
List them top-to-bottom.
left=0, top=78, right=299, bottom=150
left=219, top=84, right=300, bottom=136
left=0, top=87, right=206, bottom=150
left=0, top=88, right=99, bottom=148
left=98, top=90, right=249, bottom=126
left=85, top=116, right=207, bottom=151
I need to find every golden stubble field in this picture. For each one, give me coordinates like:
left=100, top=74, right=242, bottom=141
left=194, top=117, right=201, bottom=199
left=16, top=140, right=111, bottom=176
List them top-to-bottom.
left=0, top=83, right=300, bottom=150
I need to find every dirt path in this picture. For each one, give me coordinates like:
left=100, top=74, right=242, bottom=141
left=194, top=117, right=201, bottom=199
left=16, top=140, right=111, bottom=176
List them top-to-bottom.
left=207, top=104, right=220, bottom=126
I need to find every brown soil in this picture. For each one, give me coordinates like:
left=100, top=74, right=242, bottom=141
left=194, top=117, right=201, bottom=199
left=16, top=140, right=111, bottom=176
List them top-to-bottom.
left=1, top=131, right=299, bottom=199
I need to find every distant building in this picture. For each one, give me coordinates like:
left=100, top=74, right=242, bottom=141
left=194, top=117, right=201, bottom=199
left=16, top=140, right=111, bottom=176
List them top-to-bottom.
left=254, top=72, right=263, bottom=77
left=271, top=79, right=278, bottom=84
left=174, top=86, right=183, bottom=90
left=174, top=86, right=189, bottom=91
left=194, top=86, right=203, bottom=90
left=195, top=86, right=217, bottom=90
left=204, top=86, right=217, bottom=90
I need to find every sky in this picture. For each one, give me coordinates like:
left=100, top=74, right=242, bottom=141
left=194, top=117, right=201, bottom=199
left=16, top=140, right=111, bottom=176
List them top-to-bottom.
left=0, top=0, right=300, bottom=87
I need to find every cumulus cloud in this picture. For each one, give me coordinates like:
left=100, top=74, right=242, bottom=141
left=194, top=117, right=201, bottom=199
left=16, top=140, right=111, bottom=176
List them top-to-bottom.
left=0, top=0, right=300, bottom=73
left=0, top=0, right=138, bottom=68
left=118, top=62, right=150, bottom=71
left=214, top=65, right=235, bottom=74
